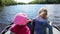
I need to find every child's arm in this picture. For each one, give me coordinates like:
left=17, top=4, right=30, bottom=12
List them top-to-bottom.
left=46, top=22, right=53, bottom=34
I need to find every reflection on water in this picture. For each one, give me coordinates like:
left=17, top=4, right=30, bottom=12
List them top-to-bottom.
left=0, top=4, right=60, bottom=26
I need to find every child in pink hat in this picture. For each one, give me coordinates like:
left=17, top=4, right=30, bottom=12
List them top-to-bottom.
left=10, top=13, right=30, bottom=34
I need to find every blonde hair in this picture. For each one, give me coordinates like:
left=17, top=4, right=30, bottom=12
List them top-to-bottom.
left=38, top=7, right=47, bottom=14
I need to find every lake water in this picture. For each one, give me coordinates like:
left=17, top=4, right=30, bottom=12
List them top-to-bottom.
left=0, top=4, right=60, bottom=26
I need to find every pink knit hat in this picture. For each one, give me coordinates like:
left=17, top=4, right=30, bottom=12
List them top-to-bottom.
left=13, top=13, right=28, bottom=25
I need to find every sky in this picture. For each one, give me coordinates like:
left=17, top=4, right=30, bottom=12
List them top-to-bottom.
left=14, top=0, right=33, bottom=3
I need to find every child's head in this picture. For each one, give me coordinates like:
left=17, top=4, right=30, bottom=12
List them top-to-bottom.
left=38, top=7, right=47, bottom=19
left=13, top=13, right=28, bottom=25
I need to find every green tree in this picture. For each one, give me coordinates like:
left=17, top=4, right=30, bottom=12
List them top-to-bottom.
left=0, top=0, right=17, bottom=6
left=0, top=0, right=2, bottom=6
left=4, top=0, right=17, bottom=6
left=28, top=0, right=60, bottom=4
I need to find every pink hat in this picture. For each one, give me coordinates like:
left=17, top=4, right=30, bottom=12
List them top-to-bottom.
left=13, top=13, right=27, bottom=25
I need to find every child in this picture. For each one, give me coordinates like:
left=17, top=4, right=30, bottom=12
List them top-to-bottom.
left=33, top=8, right=53, bottom=34
left=10, top=13, right=30, bottom=34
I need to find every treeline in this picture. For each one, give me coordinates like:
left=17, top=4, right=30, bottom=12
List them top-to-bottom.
left=0, top=0, right=26, bottom=6
left=0, top=0, right=17, bottom=6
left=0, top=0, right=60, bottom=6
left=28, top=0, right=60, bottom=4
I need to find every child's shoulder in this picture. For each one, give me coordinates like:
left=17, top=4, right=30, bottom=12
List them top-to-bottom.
left=9, top=24, right=18, bottom=33
left=10, top=24, right=18, bottom=30
left=10, top=24, right=17, bottom=28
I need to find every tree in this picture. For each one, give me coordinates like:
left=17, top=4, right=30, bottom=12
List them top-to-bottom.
left=0, top=0, right=17, bottom=6
left=28, top=0, right=60, bottom=4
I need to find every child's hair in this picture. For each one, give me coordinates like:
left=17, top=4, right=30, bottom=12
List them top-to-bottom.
left=38, top=7, right=47, bottom=15
left=13, top=13, right=28, bottom=25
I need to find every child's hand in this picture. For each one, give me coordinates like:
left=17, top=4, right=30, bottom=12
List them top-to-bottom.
left=27, top=19, right=32, bottom=23
left=49, top=21, right=53, bottom=25
left=11, top=32, right=16, bottom=34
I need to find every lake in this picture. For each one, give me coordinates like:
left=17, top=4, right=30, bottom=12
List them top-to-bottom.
left=0, top=4, right=60, bottom=26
